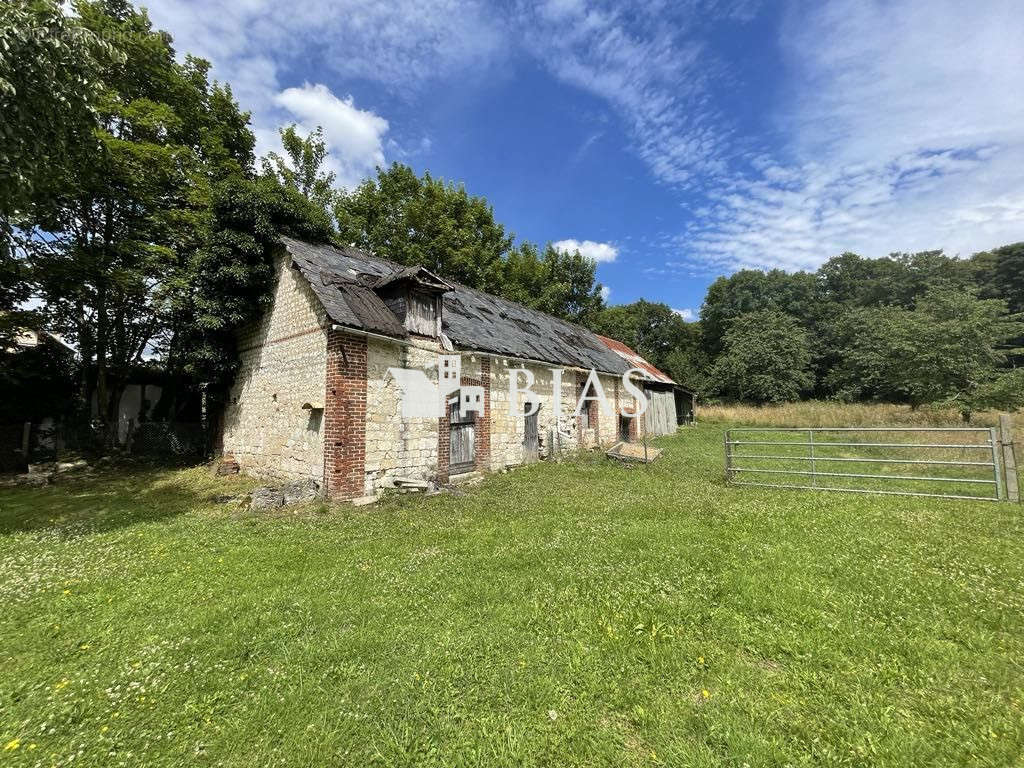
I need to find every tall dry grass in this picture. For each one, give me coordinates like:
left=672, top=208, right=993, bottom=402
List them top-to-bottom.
left=700, top=400, right=1017, bottom=430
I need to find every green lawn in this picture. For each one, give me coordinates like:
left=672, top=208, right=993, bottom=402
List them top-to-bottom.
left=1, top=425, right=1022, bottom=766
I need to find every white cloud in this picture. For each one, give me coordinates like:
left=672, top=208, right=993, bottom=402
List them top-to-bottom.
left=143, top=0, right=502, bottom=186
left=145, top=0, right=501, bottom=93
left=685, top=0, right=1024, bottom=271
left=517, top=1, right=733, bottom=186
left=272, top=84, right=389, bottom=189
left=552, top=239, right=618, bottom=263
left=600, top=285, right=611, bottom=300
left=673, top=308, right=696, bottom=321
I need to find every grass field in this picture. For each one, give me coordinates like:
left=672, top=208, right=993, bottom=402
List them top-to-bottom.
left=701, top=401, right=1021, bottom=442
left=2, top=424, right=1023, bottom=766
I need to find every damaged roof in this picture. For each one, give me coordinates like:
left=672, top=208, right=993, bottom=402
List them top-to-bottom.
left=280, top=237, right=629, bottom=374
left=372, top=265, right=454, bottom=292
left=596, top=334, right=675, bottom=385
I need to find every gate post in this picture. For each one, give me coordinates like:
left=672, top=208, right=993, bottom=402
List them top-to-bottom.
left=999, top=414, right=1020, bottom=503
left=990, top=428, right=1005, bottom=501
left=724, top=430, right=733, bottom=483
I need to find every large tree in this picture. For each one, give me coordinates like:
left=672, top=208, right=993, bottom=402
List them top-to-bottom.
left=0, top=0, right=121, bottom=342
left=20, top=0, right=255, bottom=437
left=157, top=120, right=336, bottom=405
left=335, top=163, right=512, bottom=294
left=501, top=242, right=605, bottom=325
left=700, top=268, right=819, bottom=356
left=822, top=289, right=1023, bottom=419
left=896, top=289, right=1024, bottom=420
left=709, top=310, right=813, bottom=404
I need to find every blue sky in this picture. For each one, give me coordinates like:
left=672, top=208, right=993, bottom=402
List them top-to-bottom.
left=144, top=0, right=1024, bottom=318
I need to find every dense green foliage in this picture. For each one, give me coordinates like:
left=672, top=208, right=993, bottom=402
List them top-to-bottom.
left=0, top=0, right=120, bottom=342
left=0, top=0, right=118, bottom=213
left=13, top=0, right=263, bottom=432
left=2, top=1, right=338, bottom=428
left=260, top=125, right=337, bottom=220
left=336, top=162, right=513, bottom=293
left=500, top=241, right=605, bottom=325
left=697, top=248, right=1024, bottom=413
left=824, top=290, right=1024, bottom=417
left=709, top=310, right=814, bottom=403
left=2, top=427, right=1023, bottom=765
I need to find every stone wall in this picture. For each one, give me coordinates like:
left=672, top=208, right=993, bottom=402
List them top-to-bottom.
left=221, top=255, right=328, bottom=484
left=363, top=336, right=443, bottom=494
left=360, top=345, right=638, bottom=496
left=485, top=363, right=629, bottom=470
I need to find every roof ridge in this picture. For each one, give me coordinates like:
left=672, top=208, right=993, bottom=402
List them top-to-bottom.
left=279, top=234, right=408, bottom=272
left=280, top=237, right=631, bottom=374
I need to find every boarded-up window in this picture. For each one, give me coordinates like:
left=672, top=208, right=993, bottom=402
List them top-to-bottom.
left=406, top=291, right=438, bottom=336
left=577, top=381, right=591, bottom=429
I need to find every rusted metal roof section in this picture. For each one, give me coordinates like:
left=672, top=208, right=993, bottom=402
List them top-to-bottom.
left=280, top=237, right=629, bottom=374
left=596, top=334, right=675, bottom=384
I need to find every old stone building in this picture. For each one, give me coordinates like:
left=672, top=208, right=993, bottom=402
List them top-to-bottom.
left=220, top=237, right=676, bottom=502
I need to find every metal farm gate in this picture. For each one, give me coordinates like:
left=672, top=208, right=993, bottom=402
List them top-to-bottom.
left=725, top=427, right=1014, bottom=502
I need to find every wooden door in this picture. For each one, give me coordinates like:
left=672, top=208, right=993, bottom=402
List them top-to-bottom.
left=644, top=387, right=677, bottom=436
left=449, top=397, right=475, bottom=473
left=523, top=403, right=539, bottom=463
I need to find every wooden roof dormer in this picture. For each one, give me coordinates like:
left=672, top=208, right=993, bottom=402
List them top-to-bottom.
left=372, top=266, right=454, bottom=338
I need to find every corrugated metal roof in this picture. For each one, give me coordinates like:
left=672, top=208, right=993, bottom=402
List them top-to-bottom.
left=281, top=237, right=629, bottom=374
left=595, top=334, right=675, bottom=385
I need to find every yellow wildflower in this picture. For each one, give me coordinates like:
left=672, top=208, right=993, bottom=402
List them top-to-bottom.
left=701, top=689, right=710, bottom=699
left=4, top=739, right=19, bottom=751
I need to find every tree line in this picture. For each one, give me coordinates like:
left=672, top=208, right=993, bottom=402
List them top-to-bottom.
left=2, top=0, right=1021, bottom=436
left=689, top=247, right=1024, bottom=419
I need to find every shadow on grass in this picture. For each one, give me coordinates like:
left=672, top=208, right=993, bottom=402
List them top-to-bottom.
left=0, top=463, right=239, bottom=536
